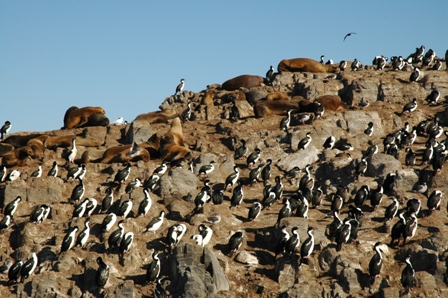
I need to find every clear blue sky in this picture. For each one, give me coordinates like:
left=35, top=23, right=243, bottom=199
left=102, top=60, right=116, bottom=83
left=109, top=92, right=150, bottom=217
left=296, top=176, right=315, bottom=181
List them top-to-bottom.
left=1, top=1, right=446, bottom=133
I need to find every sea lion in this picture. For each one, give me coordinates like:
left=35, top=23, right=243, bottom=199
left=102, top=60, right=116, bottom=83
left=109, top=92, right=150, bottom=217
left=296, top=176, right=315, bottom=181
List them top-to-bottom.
left=277, top=58, right=338, bottom=73
left=222, top=75, right=264, bottom=91
left=201, top=88, right=218, bottom=106
left=266, top=91, right=290, bottom=101
left=299, top=95, right=348, bottom=112
left=253, top=99, right=301, bottom=118
left=63, top=106, right=106, bottom=129
left=134, top=109, right=178, bottom=124
left=82, top=113, right=110, bottom=127
left=166, top=117, right=184, bottom=146
left=159, top=133, right=192, bottom=162
left=2, top=134, right=44, bottom=148
left=100, top=134, right=161, bottom=164
left=44, top=135, right=100, bottom=149
left=26, top=138, right=46, bottom=160
left=101, top=144, right=150, bottom=164
left=2, top=146, right=35, bottom=167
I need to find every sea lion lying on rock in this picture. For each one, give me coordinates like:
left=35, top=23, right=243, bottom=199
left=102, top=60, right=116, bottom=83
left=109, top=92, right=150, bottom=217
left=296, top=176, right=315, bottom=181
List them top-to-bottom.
left=278, top=58, right=338, bottom=73
left=222, top=75, right=264, bottom=91
left=266, top=91, right=290, bottom=101
left=299, top=95, right=348, bottom=112
left=253, top=99, right=301, bottom=118
left=63, top=106, right=106, bottom=129
left=134, top=108, right=178, bottom=124
left=158, top=117, right=192, bottom=162
left=101, top=134, right=161, bottom=164
left=44, top=135, right=100, bottom=149
left=2, top=146, right=35, bottom=167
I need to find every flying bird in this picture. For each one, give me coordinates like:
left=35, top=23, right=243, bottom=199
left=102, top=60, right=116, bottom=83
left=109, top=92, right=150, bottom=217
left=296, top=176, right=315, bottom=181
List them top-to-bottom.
left=343, top=32, right=356, bottom=41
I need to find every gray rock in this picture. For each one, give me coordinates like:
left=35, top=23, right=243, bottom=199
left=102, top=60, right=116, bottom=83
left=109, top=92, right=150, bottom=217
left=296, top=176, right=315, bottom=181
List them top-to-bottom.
left=235, top=100, right=255, bottom=119
left=126, top=120, right=152, bottom=144
left=276, top=146, right=320, bottom=172
left=367, top=153, right=401, bottom=178
left=159, top=167, right=198, bottom=202
left=27, top=176, right=65, bottom=204
left=204, top=246, right=230, bottom=292
left=235, top=250, right=258, bottom=265
left=275, top=256, right=299, bottom=292
left=338, top=266, right=361, bottom=293
left=108, top=280, right=137, bottom=298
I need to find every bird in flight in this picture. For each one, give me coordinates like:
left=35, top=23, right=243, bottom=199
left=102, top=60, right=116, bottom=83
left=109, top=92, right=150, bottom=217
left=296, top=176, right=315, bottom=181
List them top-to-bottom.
left=343, top=32, right=356, bottom=41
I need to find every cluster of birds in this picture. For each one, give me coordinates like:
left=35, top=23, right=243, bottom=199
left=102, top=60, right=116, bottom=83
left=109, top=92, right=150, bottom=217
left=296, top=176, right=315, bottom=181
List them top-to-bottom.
left=1, top=44, right=448, bottom=296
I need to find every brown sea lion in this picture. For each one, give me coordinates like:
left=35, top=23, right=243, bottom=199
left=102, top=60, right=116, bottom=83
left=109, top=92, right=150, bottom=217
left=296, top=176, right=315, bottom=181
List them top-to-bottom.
left=277, top=58, right=338, bottom=73
left=222, top=75, right=264, bottom=91
left=201, top=88, right=218, bottom=106
left=266, top=91, right=290, bottom=101
left=299, top=95, right=348, bottom=112
left=253, top=99, right=301, bottom=118
left=63, top=106, right=106, bottom=129
left=134, top=109, right=178, bottom=124
left=82, top=113, right=110, bottom=127
left=166, top=117, right=184, bottom=146
left=159, top=133, right=192, bottom=162
left=2, top=134, right=44, bottom=148
left=101, top=134, right=161, bottom=164
left=44, top=135, right=100, bottom=149
left=26, top=138, right=46, bottom=160
left=2, top=146, right=34, bottom=167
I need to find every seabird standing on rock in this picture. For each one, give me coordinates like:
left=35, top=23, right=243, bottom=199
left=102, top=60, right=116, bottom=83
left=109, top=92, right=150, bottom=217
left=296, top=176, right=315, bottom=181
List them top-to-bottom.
left=320, top=55, right=325, bottom=64
left=351, top=58, right=361, bottom=71
left=432, top=59, right=442, bottom=70
left=339, top=60, right=347, bottom=71
left=266, top=65, right=275, bottom=83
left=409, top=67, right=421, bottom=82
left=174, top=78, right=185, bottom=96
left=426, top=89, right=441, bottom=105
left=358, top=97, right=369, bottom=109
left=229, top=101, right=240, bottom=123
left=181, top=102, right=192, bottom=122
left=280, top=109, right=293, bottom=131
left=112, top=117, right=124, bottom=125
left=0, top=121, right=12, bottom=140
left=364, top=122, right=374, bottom=136
left=297, top=132, right=312, bottom=150
left=323, top=136, right=336, bottom=149
left=66, top=137, right=77, bottom=164
left=234, top=139, right=248, bottom=160
left=246, top=148, right=261, bottom=168
left=405, top=148, right=416, bottom=166
left=355, top=158, right=368, bottom=179
left=261, top=159, right=272, bottom=186
left=153, top=160, right=169, bottom=176
left=48, top=161, right=58, bottom=177
left=199, top=161, right=215, bottom=177
left=114, top=163, right=131, bottom=184
left=249, top=163, right=264, bottom=185
left=31, top=164, right=42, bottom=178
left=0, top=165, right=6, bottom=182
left=225, top=166, right=240, bottom=191
left=6, top=169, right=20, bottom=182
left=145, top=174, right=160, bottom=192
left=125, top=178, right=142, bottom=198
left=71, top=179, right=85, bottom=203
left=195, top=180, right=211, bottom=212
left=230, top=181, right=244, bottom=209
left=412, top=181, right=427, bottom=194
left=101, top=187, right=114, bottom=213
left=138, top=189, right=153, bottom=216
left=211, top=189, right=224, bottom=205
left=427, top=190, right=442, bottom=215
left=4, top=196, right=21, bottom=221
left=297, top=196, right=309, bottom=218
left=385, top=197, right=399, bottom=221
left=73, top=198, right=89, bottom=218
left=118, top=199, right=133, bottom=219
left=277, top=199, right=292, bottom=225
left=248, top=202, right=262, bottom=221
left=145, top=211, right=165, bottom=233
left=101, top=213, right=117, bottom=233
left=0, top=215, right=11, bottom=230
left=76, top=218, right=91, bottom=248
left=335, top=219, right=351, bottom=251
left=108, top=220, right=125, bottom=251
left=198, top=224, right=213, bottom=246
left=61, top=226, right=79, bottom=253
left=274, top=226, right=290, bottom=258
left=284, top=227, right=300, bottom=257
left=300, top=227, right=315, bottom=264
left=228, top=230, right=244, bottom=257
left=120, top=231, right=134, bottom=255
left=368, top=242, right=384, bottom=285
left=20, top=250, right=38, bottom=282
left=147, top=251, right=161, bottom=284
left=401, top=255, right=415, bottom=294
left=96, top=257, right=110, bottom=290
left=7, top=260, right=23, bottom=284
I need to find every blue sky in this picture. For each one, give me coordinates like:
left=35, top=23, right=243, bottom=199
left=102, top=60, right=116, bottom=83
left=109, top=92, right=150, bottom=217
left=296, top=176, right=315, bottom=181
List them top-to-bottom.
left=1, top=1, right=446, bottom=133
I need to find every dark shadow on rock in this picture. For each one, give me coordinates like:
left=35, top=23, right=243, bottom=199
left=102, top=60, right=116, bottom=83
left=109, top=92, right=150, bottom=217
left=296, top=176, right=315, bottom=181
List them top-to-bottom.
left=355, top=268, right=371, bottom=290
left=124, top=273, right=147, bottom=286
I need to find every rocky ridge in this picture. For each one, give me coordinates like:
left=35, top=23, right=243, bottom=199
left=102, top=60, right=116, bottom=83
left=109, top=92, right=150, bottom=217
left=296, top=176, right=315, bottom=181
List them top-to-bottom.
left=0, top=58, right=448, bottom=297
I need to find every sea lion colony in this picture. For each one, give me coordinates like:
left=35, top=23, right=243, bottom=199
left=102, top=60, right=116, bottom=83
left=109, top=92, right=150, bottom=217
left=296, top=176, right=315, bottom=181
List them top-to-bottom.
left=0, top=47, right=448, bottom=297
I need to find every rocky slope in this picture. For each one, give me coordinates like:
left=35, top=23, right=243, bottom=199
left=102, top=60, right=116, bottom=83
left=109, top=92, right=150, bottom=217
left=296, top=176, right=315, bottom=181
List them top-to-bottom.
left=1, top=59, right=448, bottom=298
